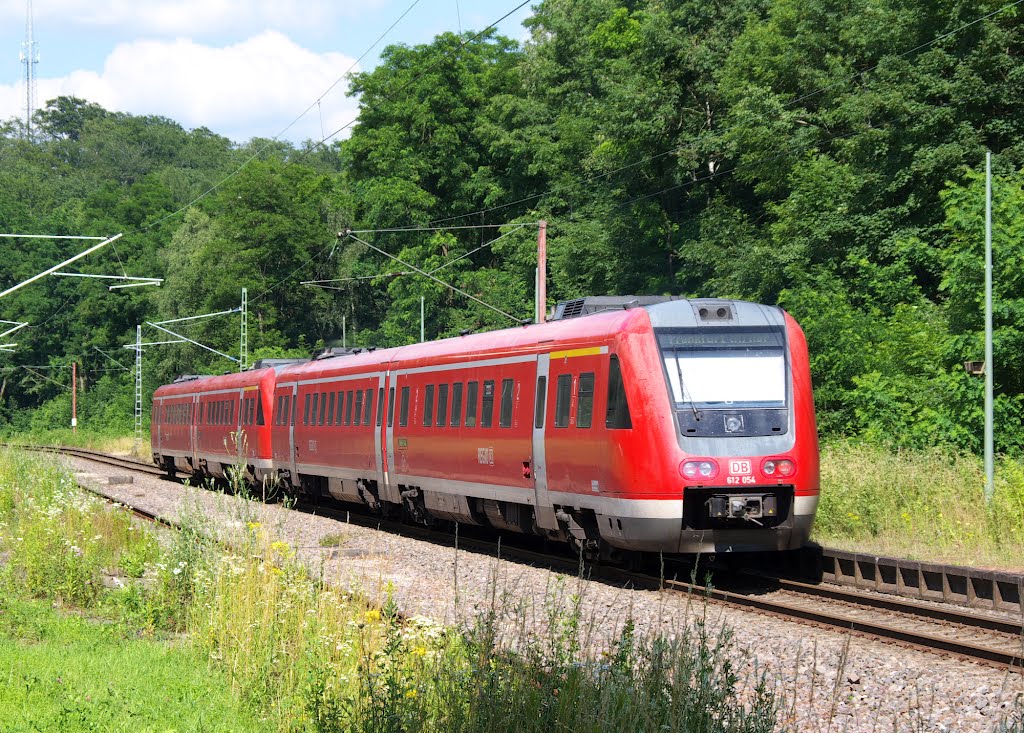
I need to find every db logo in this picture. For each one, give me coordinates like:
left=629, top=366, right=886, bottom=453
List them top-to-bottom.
left=729, top=460, right=751, bottom=475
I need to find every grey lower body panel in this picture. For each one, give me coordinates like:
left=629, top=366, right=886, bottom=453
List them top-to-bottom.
left=597, top=495, right=817, bottom=554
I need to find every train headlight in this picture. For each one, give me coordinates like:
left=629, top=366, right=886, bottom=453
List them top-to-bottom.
left=762, top=458, right=795, bottom=477
left=680, top=460, right=719, bottom=480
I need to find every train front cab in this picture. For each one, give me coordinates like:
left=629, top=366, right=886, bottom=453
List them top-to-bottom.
left=572, top=300, right=819, bottom=555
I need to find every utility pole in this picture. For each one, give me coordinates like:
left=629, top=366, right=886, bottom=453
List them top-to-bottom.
left=19, top=0, right=38, bottom=139
left=984, top=152, right=994, bottom=503
left=536, top=220, right=547, bottom=323
left=420, top=296, right=425, bottom=343
left=71, top=361, right=77, bottom=433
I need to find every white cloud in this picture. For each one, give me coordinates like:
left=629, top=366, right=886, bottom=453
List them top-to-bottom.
left=1, top=1, right=383, bottom=36
left=1, top=31, right=363, bottom=143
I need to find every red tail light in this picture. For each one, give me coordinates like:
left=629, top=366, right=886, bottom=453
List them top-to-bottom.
left=761, top=458, right=795, bottom=478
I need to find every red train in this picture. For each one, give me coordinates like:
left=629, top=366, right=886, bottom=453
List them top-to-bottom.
left=152, top=297, right=819, bottom=556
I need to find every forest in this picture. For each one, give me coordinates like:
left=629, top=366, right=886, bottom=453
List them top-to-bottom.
left=1, top=0, right=1022, bottom=455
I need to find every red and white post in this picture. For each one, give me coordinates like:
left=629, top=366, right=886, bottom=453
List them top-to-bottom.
left=536, top=220, right=547, bottom=324
left=71, top=361, right=77, bottom=433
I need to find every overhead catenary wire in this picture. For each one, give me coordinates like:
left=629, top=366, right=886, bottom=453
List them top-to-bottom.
left=141, top=0, right=426, bottom=234
left=143, top=0, right=488, bottom=236
left=297, top=0, right=532, bottom=161
left=303, top=224, right=528, bottom=292
left=345, top=232, right=524, bottom=325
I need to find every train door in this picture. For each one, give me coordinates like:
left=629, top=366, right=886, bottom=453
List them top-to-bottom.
left=532, top=354, right=558, bottom=531
left=382, top=371, right=400, bottom=504
left=375, top=373, right=387, bottom=493
left=288, top=383, right=298, bottom=479
left=191, top=393, right=199, bottom=468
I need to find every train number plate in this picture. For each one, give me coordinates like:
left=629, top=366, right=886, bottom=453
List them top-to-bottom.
left=727, top=460, right=756, bottom=485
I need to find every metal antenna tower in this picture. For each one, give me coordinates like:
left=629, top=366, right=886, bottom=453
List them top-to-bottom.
left=19, top=0, right=39, bottom=138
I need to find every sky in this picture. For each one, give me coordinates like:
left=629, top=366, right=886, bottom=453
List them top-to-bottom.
left=0, top=0, right=535, bottom=144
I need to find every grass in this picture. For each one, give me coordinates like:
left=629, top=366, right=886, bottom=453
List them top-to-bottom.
left=2, top=428, right=139, bottom=457
left=3, top=437, right=1020, bottom=730
left=815, top=442, right=1024, bottom=569
left=0, top=446, right=779, bottom=733
left=0, top=596, right=260, bottom=732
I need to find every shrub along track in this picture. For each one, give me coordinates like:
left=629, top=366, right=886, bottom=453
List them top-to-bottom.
left=19, top=444, right=1024, bottom=673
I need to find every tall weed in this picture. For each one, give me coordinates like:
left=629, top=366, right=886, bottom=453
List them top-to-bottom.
left=817, top=442, right=1024, bottom=566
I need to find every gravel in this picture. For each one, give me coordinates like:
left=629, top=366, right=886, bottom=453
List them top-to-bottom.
left=62, top=455, right=1023, bottom=733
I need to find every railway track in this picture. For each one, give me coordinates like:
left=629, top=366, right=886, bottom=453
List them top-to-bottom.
left=21, top=443, right=1024, bottom=671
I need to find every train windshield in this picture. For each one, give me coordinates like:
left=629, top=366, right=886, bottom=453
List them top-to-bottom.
left=657, top=328, right=787, bottom=408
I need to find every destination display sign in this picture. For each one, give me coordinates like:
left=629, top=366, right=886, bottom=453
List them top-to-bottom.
left=656, top=329, right=784, bottom=350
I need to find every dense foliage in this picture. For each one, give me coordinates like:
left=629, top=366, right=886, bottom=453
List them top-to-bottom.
left=1, top=0, right=1023, bottom=454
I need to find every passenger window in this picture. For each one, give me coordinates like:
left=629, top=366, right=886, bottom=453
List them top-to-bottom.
left=606, top=356, right=633, bottom=429
left=578, top=373, right=595, bottom=428
left=554, top=374, right=572, bottom=427
left=534, top=376, right=547, bottom=429
left=499, top=378, right=514, bottom=428
left=481, top=380, right=495, bottom=428
left=465, top=381, right=478, bottom=427
left=451, top=382, right=463, bottom=427
left=436, top=384, right=449, bottom=428
left=423, top=385, right=434, bottom=427
left=388, top=386, right=395, bottom=428
left=399, top=386, right=410, bottom=427
left=377, top=387, right=385, bottom=427
left=363, top=388, right=373, bottom=426
left=345, top=390, right=354, bottom=425
left=355, top=390, right=364, bottom=426
left=336, top=391, right=345, bottom=426
left=320, top=392, right=328, bottom=426
left=327, top=392, right=335, bottom=426
left=304, top=393, right=311, bottom=425
left=312, top=393, right=320, bottom=426
left=290, top=394, right=296, bottom=426
left=256, top=397, right=264, bottom=426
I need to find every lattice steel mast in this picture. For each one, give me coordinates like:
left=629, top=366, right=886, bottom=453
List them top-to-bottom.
left=19, top=0, right=39, bottom=138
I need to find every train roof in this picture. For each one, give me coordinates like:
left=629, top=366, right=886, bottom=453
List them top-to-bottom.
left=276, top=297, right=784, bottom=383
left=152, top=298, right=788, bottom=392
left=153, top=366, right=276, bottom=397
